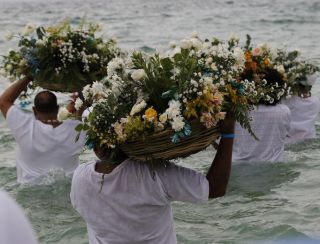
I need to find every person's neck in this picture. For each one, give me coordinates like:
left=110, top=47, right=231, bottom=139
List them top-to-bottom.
left=35, top=113, right=61, bottom=127
left=95, top=161, right=120, bottom=174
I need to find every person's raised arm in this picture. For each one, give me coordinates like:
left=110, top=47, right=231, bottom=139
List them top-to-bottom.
left=0, top=76, right=32, bottom=118
left=206, top=116, right=235, bottom=199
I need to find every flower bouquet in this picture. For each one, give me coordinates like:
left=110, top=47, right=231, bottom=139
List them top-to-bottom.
left=0, top=21, right=122, bottom=92
left=73, top=33, right=254, bottom=162
left=241, top=35, right=291, bottom=105
left=274, top=48, right=319, bottom=97
left=75, top=52, right=224, bottom=161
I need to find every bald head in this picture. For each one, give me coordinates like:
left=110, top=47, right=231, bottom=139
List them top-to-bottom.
left=34, top=91, right=58, bottom=114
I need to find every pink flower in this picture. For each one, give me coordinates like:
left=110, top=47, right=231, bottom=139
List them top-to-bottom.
left=252, top=47, right=262, bottom=56
left=200, top=112, right=214, bottom=128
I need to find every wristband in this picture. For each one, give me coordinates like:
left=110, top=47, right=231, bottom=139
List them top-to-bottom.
left=220, top=133, right=235, bottom=139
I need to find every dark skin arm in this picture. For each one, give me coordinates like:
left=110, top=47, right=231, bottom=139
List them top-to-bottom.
left=0, top=76, right=32, bottom=118
left=206, top=117, right=235, bottom=199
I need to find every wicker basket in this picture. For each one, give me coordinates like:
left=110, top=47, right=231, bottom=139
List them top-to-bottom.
left=120, top=120, right=220, bottom=161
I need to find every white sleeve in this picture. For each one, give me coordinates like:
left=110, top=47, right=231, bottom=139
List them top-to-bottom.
left=6, top=105, right=33, bottom=141
left=156, top=163, right=209, bottom=203
left=0, top=190, right=38, bottom=244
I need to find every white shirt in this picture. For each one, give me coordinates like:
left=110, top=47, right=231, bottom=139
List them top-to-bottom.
left=282, top=96, right=320, bottom=144
left=233, top=104, right=291, bottom=163
left=6, top=105, right=85, bottom=184
left=70, top=159, right=209, bottom=244
left=0, top=190, right=38, bottom=244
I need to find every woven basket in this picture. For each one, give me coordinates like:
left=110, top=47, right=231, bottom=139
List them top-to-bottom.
left=120, top=120, right=220, bottom=161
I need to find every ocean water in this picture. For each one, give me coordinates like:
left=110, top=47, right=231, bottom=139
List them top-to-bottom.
left=0, top=0, right=320, bottom=243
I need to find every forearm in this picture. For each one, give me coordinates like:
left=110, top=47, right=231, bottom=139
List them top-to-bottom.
left=0, top=76, right=31, bottom=117
left=206, top=119, right=235, bottom=199
left=206, top=138, right=233, bottom=198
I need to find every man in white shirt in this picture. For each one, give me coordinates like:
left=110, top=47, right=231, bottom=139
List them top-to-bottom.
left=0, top=76, right=85, bottom=184
left=282, top=85, right=320, bottom=145
left=233, top=104, right=291, bottom=162
left=70, top=118, right=235, bottom=244
left=0, top=189, right=38, bottom=244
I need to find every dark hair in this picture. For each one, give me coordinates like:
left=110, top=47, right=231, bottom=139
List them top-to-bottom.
left=262, top=68, right=285, bottom=87
left=34, top=91, right=58, bottom=113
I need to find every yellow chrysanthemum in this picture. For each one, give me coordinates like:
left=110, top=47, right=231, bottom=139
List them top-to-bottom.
left=144, top=107, right=158, bottom=121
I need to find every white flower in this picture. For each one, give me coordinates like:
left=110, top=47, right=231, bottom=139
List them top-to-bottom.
left=21, top=23, right=35, bottom=36
left=4, top=31, right=13, bottom=41
left=190, top=31, right=199, bottom=38
left=229, top=33, right=240, bottom=43
left=190, top=38, right=202, bottom=50
left=36, top=39, right=45, bottom=47
left=180, top=39, right=193, bottom=49
left=169, top=41, right=176, bottom=48
left=96, top=43, right=104, bottom=50
left=233, top=47, right=245, bottom=66
left=19, top=59, right=27, bottom=67
left=5, top=64, right=13, bottom=72
left=275, top=64, right=285, bottom=74
left=131, top=69, right=147, bottom=81
left=91, top=81, right=105, bottom=96
left=82, top=84, right=92, bottom=100
left=74, top=98, right=83, bottom=110
left=130, top=100, right=147, bottom=116
left=166, top=100, right=181, bottom=119
left=57, top=107, right=70, bottom=121
left=159, top=113, right=168, bottom=123
left=171, top=116, right=185, bottom=131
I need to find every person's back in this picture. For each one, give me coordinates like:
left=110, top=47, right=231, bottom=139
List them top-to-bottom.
left=0, top=77, right=85, bottom=184
left=282, top=95, right=320, bottom=144
left=233, top=104, right=291, bottom=162
left=6, top=105, right=85, bottom=184
left=71, top=159, right=209, bottom=244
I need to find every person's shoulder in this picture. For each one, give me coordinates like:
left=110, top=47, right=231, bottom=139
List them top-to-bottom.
left=6, top=105, right=32, bottom=120
left=73, top=161, right=95, bottom=179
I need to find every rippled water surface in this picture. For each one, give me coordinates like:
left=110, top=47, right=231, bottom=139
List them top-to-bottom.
left=0, top=0, right=320, bottom=243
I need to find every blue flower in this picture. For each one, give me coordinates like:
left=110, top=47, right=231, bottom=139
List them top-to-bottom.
left=231, top=80, right=245, bottom=95
left=184, top=124, right=192, bottom=136
left=171, top=133, right=180, bottom=143
left=85, top=140, right=94, bottom=150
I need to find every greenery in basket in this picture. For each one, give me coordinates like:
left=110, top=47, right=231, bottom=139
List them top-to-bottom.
left=0, top=20, right=123, bottom=92
left=241, top=35, right=291, bottom=105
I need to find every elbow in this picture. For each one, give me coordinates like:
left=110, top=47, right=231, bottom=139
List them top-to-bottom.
left=0, top=97, right=5, bottom=110
left=208, top=189, right=227, bottom=199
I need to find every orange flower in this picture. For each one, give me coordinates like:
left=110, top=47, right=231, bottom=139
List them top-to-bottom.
left=245, top=51, right=252, bottom=62
left=263, top=58, right=270, bottom=66
left=144, top=107, right=158, bottom=121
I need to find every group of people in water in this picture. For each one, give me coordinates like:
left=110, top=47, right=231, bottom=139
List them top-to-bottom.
left=0, top=71, right=319, bottom=243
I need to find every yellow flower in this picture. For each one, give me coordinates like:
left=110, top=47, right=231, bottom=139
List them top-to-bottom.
left=144, top=107, right=158, bottom=121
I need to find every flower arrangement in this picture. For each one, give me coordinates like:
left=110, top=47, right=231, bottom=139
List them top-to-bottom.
left=0, top=20, right=122, bottom=92
left=72, top=34, right=258, bottom=160
left=242, top=35, right=291, bottom=105
left=274, top=48, right=319, bottom=97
